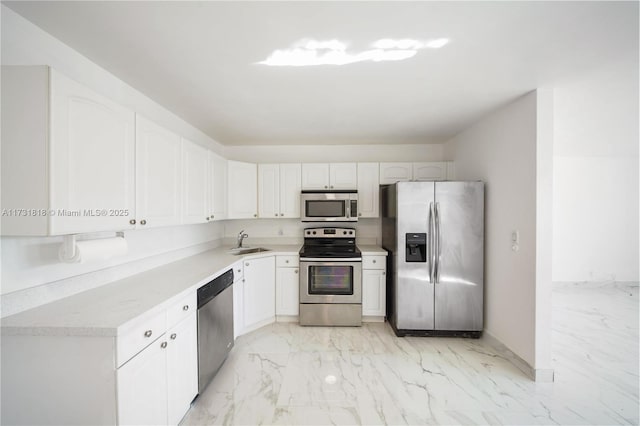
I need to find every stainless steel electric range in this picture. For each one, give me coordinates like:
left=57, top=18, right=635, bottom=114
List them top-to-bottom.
left=298, top=227, right=362, bottom=326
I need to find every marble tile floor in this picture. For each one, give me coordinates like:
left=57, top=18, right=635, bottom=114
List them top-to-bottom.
left=182, top=283, right=639, bottom=425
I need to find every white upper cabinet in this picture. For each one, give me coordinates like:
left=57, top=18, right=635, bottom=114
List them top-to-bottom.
left=2, top=66, right=137, bottom=235
left=135, top=115, right=182, bottom=229
left=181, top=139, right=210, bottom=224
left=208, top=151, right=227, bottom=221
left=228, top=161, right=258, bottom=219
left=379, top=162, right=413, bottom=185
left=379, top=162, right=455, bottom=185
left=413, top=162, right=448, bottom=181
left=301, top=163, right=330, bottom=189
left=302, top=163, right=357, bottom=190
left=329, top=163, right=358, bottom=189
left=357, top=163, right=379, bottom=218
left=258, top=164, right=280, bottom=219
left=259, top=164, right=302, bottom=218
left=279, top=164, right=302, bottom=218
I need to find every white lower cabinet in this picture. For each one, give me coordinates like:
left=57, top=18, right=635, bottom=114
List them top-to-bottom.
left=275, top=255, right=299, bottom=316
left=362, top=255, right=387, bottom=318
left=243, top=256, right=276, bottom=332
left=232, top=260, right=245, bottom=339
left=117, top=310, right=197, bottom=426
left=166, top=314, right=198, bottom=425
left=117, top=337, right=168, bottom=425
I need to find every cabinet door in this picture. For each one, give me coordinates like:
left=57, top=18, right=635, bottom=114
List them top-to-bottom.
left=50, top=69, right=135, bottom=234
left=136, top=115, right=182, bottom=228
left=182, top=139, right=209, bottom=224
left=209, top=152, right=228, bottom=221
left=228, top=161, right=258, bottom=219
left=379, top=162, right=413, bottom=185
left=413, top=162, right=447, bottom=181
left=301, top=163, right=330, bottom=190
left=329, top=163, right=357, bottom=189
left=356, top=163, right=379, bottom=218
left=258, top=164, right=280, bottom=218
left=279, top=164, right=302, bottom=218
left=243, top=257, right=276, bottom=329
left=276, top=267, right=299, bottom=316
left=362, top=269, right=386, bottom=317
left=233, top=275, right=244, bottom=339
left=166, top=314, right=198, bottom=426
left=117, top=338, right=168, bottom=426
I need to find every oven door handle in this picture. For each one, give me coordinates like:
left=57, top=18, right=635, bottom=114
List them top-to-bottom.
left=299, top=258, right=363, bottom=262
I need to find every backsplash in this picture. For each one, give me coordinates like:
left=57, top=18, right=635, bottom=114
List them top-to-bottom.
left=222, top=218, right=381, bottom=247
left=1, top=222, right=224, bottom=317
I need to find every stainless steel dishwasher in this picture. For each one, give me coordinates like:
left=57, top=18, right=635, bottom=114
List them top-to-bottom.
left=197, top=268, right=234, bottom=394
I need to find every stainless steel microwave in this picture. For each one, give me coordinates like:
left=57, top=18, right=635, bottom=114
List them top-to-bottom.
left=300, top=191, right=358, bottom=222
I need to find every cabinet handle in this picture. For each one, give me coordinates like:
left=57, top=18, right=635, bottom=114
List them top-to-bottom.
left=330, top=185, right=334, bottom=189
left=275, top=213, right=278, bottom=217
left=280, top=213, right=284, bottom=217
left=358, top=213, right=362, bottom=217
left=212, top=214, right=215, bottom=219
left=253, top=214, right=257, bottom=217
left=206, top=217, right=210, bottom=221
left=130, top=219, right=136, bottom=225
left=140, top=219, right=147, bottom=225
left=285, top=260, right=289, bottom=263
left=373, top=260, right=376, bottom=263
left=245, top=262, right=249, bottom=266
left=237, top=269, right=241, bottom=273
left=294, top=269, right=298, bottom=274
left=382, top=272, right=386, bottom=275
left=183, top=305, right=189, bottom=311
left=144, top=330, right=152, bottom=338
left=170, top=333, right=177, bottom=340
left=160, top=342, right=167, bottom=349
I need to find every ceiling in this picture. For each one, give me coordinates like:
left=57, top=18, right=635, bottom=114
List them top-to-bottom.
left=4, top=1, right=638, bottom=146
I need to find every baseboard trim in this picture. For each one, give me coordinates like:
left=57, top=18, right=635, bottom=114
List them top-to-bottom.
left=362, top=316, right=385, bottom=323
left=482, top=331, right=554, bottom=382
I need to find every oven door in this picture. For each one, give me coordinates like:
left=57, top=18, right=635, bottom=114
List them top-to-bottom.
left=299, top=260, right=362, bottom=304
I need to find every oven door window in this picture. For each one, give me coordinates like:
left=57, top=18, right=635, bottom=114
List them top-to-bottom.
left=305, top=200, right=345, bottom=218
left=308, top=265, right=353, bottom=295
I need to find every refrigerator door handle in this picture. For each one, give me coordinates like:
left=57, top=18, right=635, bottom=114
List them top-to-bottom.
left=428, top=202, right=434, bottom=283
left=435, top=202, right=441, bottom=283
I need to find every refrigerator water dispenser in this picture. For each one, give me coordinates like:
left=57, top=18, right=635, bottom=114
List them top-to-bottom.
left=405, top=233, right=427, bottom=262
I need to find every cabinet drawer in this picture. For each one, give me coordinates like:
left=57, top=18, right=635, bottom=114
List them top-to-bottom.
left=276, top=255, right=299, bottom=268
left=362, top=256, right=386, bottom=270
left=166, top=292, right=196, bottom=328
left=117, top=310, right=167, bottom=367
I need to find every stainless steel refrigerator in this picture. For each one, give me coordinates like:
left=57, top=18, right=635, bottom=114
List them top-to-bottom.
left=381, top=181, right=484, bottom=337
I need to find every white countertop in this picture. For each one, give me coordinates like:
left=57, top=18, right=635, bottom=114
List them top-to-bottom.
left=2, top=243, right=387, bottom=338
left=1, top=244, right=301, bottom=338
left=358, top=245, right=388, bottom=256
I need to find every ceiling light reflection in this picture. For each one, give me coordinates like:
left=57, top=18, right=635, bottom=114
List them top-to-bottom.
left=257, top=37, right=449, bottom=67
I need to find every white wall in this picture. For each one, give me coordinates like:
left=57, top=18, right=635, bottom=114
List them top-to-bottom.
left=0, top=5, right=224, bottom=155
left=0, top=6, right=226, bottom=315
left=552, top=54, right=639, bottom=282
left=445, top=92, right=541, bottom=369
left=225, top=143, right=444, bottom=163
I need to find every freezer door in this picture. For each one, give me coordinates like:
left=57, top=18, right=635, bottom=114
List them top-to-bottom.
left=434, top=181, right=484, bottom=331
left=395, top=182, right=435, bottom=330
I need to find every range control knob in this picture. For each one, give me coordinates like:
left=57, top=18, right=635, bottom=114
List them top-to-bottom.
left=312, top=231, right=317, bottom=235
left=343, top=231, right=347, bottom=235
left=349, top=231, right=353, bottom=235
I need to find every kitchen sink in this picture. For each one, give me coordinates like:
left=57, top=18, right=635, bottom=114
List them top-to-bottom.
left=228, top=247, right=271, bottom=255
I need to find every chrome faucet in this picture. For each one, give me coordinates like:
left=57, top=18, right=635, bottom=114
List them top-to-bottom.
left=236, top=230, right=248, bottom=248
